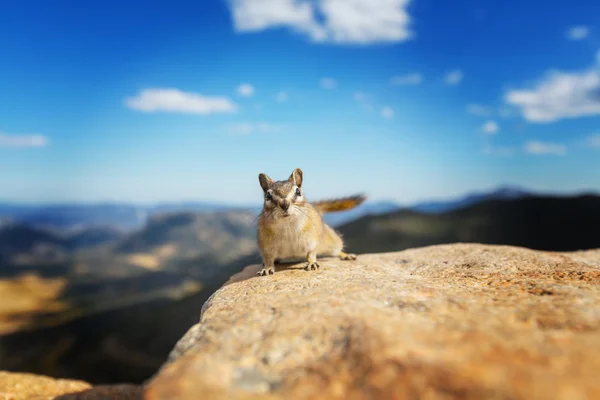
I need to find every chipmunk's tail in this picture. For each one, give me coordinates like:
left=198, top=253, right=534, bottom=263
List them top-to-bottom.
left=312, top=194, right=367, bottom=214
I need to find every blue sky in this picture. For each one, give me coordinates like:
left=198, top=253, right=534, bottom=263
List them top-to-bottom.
left=1, top=0, right=599, bottom=205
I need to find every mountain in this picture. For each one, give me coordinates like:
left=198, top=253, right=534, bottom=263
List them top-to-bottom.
left=408, top=185, right=532, bottom=213
left=0, top=186, right=534, bottom=233
left=320, top=186, right=532, bottom=226
left=338, top=194, right=600, bottom=254
left=0, top=202, right=255, bottom=234
left=0, top=209, right=263, bottom=383
left=0, top=209, right=261, bottom=331
left=114, top=210, right=258, bottom=264
left=0, top=224, right=69, bottom=267
left=64, top=226, right=123, bottom=251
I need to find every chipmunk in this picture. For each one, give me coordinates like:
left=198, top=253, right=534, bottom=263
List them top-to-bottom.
left=256, top=168, right=366, bottom=276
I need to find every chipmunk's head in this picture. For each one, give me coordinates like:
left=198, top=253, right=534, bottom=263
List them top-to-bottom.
left=258, top=168, right=306, bottom=217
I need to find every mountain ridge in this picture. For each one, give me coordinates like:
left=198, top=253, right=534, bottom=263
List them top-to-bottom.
left=0, top=185, right=545, bottom=232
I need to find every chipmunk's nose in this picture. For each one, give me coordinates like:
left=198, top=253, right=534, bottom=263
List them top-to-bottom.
left=279, top=199, right=290, bottom=211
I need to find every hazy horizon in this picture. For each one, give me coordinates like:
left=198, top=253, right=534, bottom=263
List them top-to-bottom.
left=1, top=183, right=598, bottom=209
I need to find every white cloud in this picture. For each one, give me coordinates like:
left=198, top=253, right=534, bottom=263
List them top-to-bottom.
left=227, top=0, right=413, bottom=45
left=566, top=26, right=590, bottom=41
left=505, top=67, right=600, bottom=123
left=445, top=69, right=463, bottom=86
left=390, top=73, right=422, bottom=86
left=320, top=77, right=337, bottom=89
left=237, top=83, right=255, bottom=97
left=126, top=88, right=237, bottom=114
left=275, top=91, right=289, bottom=102
left=467, top=104, right=493, bottom=117
left=381, top=106, right=394, bottom=119
left=481, top=120, right=499, bottom=135
left=228, top=122, right=285, bottom=135
left=0, top=133, right=49, bottom=148
left=524, top=141, right=567, bottom=156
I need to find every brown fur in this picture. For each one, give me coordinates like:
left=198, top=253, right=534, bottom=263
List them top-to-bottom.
left=256, top=168, right=364, bottom=276
left=313, top=195, right=366, bottom=214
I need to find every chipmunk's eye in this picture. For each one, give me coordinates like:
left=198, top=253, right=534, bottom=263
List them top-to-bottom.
left=295, top=188, right=301, bottom=196
left=265, top=192, right=272, bottom=200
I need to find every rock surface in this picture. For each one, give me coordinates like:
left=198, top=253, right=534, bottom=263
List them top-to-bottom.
left=145, top=243, right=600, bottom=400
left=0, top=371, right=141, bottom=399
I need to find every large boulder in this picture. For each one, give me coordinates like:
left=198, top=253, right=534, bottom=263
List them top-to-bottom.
left=145, top=243, right=600, bottom=400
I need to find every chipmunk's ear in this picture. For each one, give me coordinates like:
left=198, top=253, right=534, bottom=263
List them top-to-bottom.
left=289, top=168, right=303, bottom=187
left=258, top=173, right=273, bottom=192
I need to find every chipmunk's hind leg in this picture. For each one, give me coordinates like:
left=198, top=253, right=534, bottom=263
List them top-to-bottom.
left=319, top=224, right=358, bottom=261
left=338, top=251, right=357, bottom=261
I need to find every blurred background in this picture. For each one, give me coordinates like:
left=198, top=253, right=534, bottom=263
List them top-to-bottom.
left=1, top=0, right=599, bottom=386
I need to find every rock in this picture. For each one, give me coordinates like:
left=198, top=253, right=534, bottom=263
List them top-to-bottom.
left=144, top=244, right=600, bottom=400
left=0, top=371, right=141, bottom=399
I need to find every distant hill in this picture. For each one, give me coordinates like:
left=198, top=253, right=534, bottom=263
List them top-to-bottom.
left=408, top=185, right=532, bottom=213
left=0, top=186, right=536, bottom=233
left=319, top=186, right=532, bottom=226
left=338, top=194, right=600, bottom=254
left=0, top=202, right=254, bottom=233
left=0, top=203, right=148, bottom=232
left=0, top=209, right=263, bottom=383
left=114, top=210, right=257, bottom=264
left=0, top=224, right=125, bottom=267
left=0, top=225, right=68, bottom=266
left=65, top=226, right=123, bottom=251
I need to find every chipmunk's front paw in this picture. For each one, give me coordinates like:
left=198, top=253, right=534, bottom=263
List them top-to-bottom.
left=339, top=252, right=357, bottom=261
left=304, top=262, right=320, bottom=271
left=257, top=266, right=275, bottom=276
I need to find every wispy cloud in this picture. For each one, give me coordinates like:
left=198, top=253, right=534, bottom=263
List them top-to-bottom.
left=227, top=0, right=413, bottom=45
left=566, top=25, right=590, bottom=41
left=505, top=64, right=600, bottom=123
left=445, top=69, right=463, bottom=86
left=390, top=73, right=422, bottom=86
left=320, top=77, right=337, bottom=89
left=237, top=83, right=255, bottom=97
left=126, top=88, right=237, bottom=114
left=275, top=91, right=289, bottom=102
left=467, top=104, right=493, bottom=117
left=381, top=106, right=394, bottom=119
left=481, top=120, right=499, bottom=135
left=227, top=122, right=286, bottom=135
left=0, top=133, right=49, bottom=148
left=524, top=141, right=567, bottom=156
